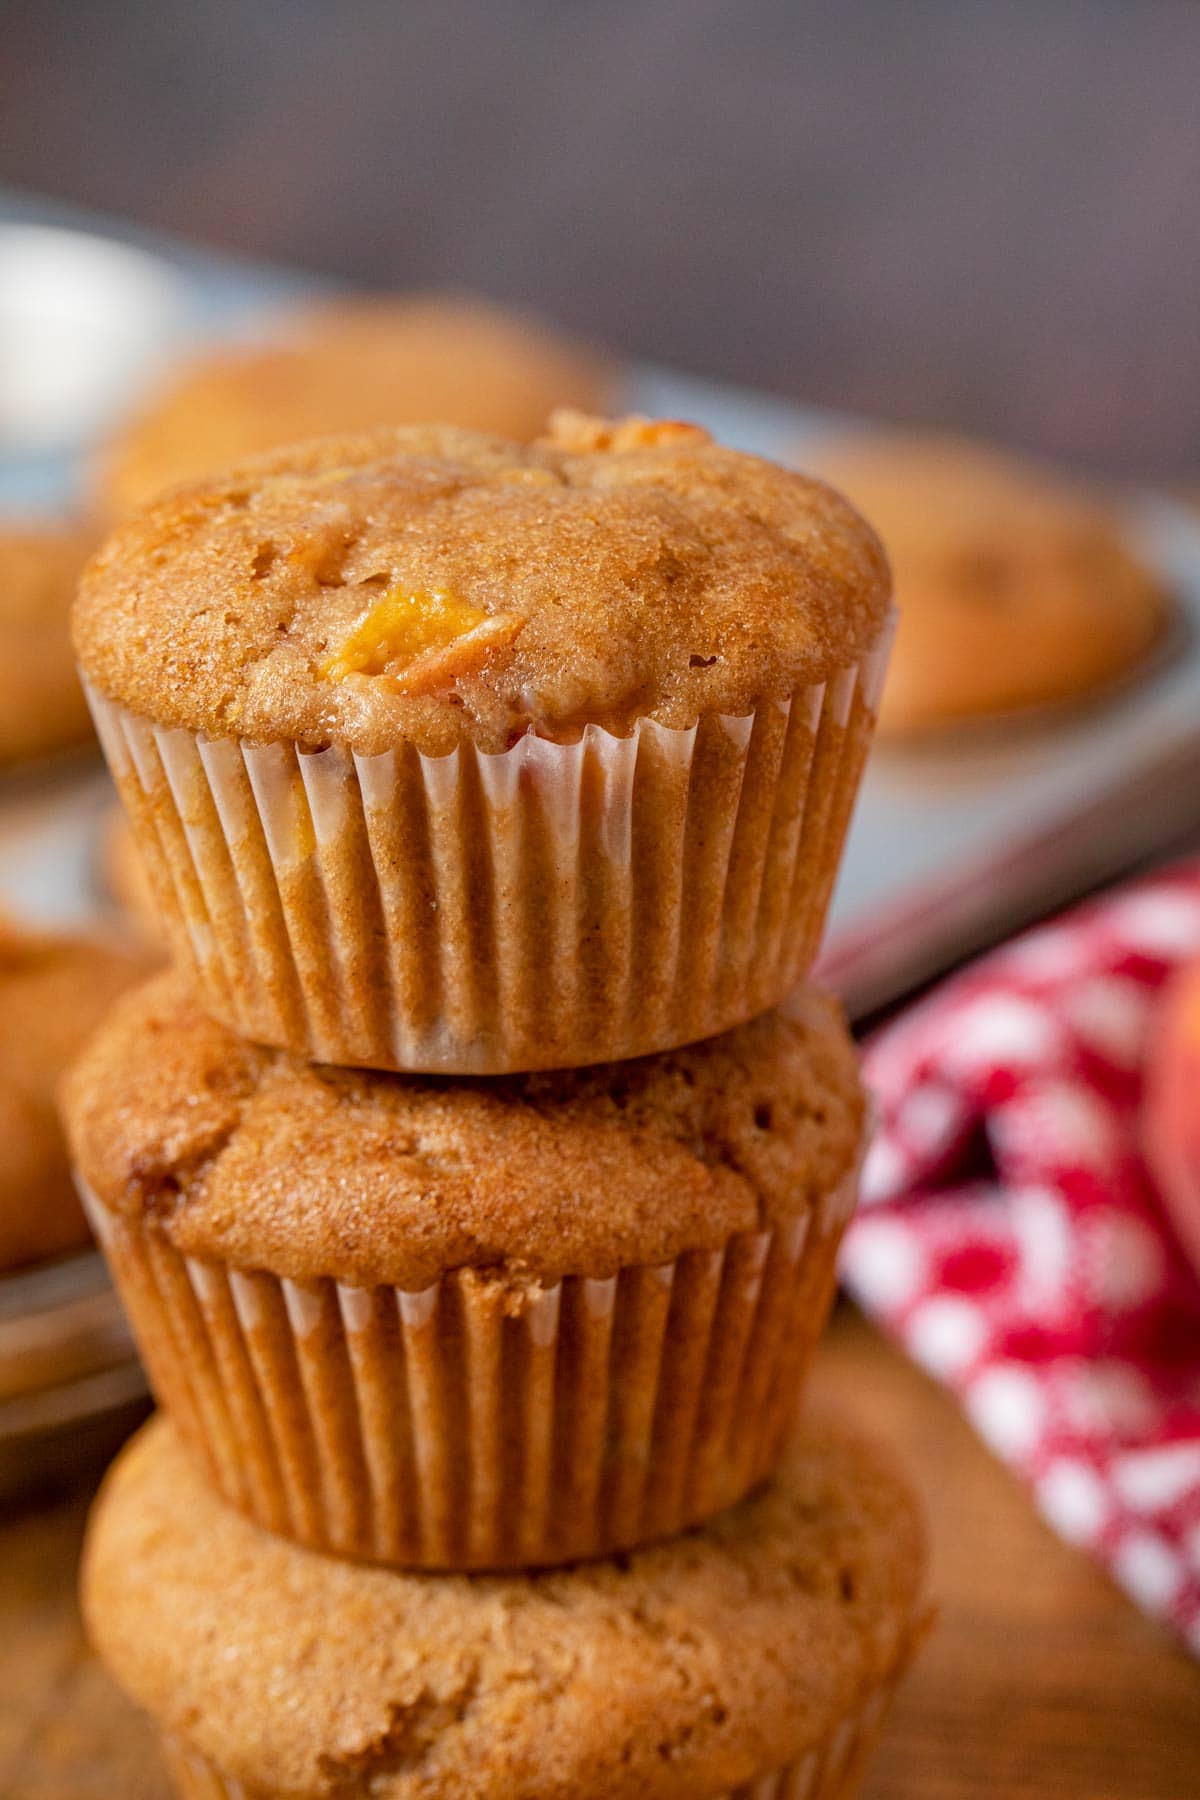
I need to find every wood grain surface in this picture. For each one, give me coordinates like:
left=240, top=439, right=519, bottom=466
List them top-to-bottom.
left=2, top=1, right=1199, bottom=476
left=3, top=1304, right=1198, bottom=1800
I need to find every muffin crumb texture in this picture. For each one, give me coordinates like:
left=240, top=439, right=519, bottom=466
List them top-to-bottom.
left=74, top=418, right=890, bottom=757
left=62, top=970, right=863, bottom=1290
left=83, top=1413, right=926, bottom=1800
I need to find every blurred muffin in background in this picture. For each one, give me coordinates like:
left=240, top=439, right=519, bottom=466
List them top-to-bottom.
left=94, top=295, right=616, bottom=517
left=809, top=433, right=1169, bottom=737
left=0, top=523, right=94, bottom=764
left=99, top=809, right=161, bottom=946
left=0, top=917, right=146, bottom=1271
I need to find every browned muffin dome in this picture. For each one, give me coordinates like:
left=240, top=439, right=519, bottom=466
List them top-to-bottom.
left=95, top=296, right=614, bottom=518
left=73, top=415, right=890, bottom=758
left=809, top=432, right=1168, bottom=735
left=0, top=522, right=94, bottom=764
left=0, top=918, right=147, bottom=1269
left=62, top=968, right=863, bottom=1292
left=83, top=1413, right=926, bottom=1800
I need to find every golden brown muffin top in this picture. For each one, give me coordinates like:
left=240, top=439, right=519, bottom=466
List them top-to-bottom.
left=95, top=296, right=614, bottom=518
left=73, top=415, right=891, bottom=757
left=809, top=433, right=1167, bottom=733
left=0, top=916, right=147, bottom=1270
left=62, top=968, right=862, bottom=1290
left=84, top=1413, right=925, bottom=1800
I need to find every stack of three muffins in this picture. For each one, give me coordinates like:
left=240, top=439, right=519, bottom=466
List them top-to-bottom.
left=65, top=413, right=927, bottom=1800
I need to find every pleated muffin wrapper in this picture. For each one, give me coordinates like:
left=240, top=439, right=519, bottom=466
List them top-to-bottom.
left=83, top=622, right=890, bottom=1074
left=80, top=1164, right=859, bottom=1571
left=157, top=1666, right=902, bottom=1800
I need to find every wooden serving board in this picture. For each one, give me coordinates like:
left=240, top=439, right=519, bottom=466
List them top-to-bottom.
left=3, top=1305, right=1197, bottom=1800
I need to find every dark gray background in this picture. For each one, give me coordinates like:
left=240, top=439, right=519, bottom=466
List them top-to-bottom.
left=4, top=1, right=1198, bottom=473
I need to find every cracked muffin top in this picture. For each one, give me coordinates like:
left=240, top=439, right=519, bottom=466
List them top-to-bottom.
left=94, top=296, right=614, bottom=518
left=73, top=413, right=890, bottom=758
left=62, top=968, right=863, bottom=1290
left=84, top=1413, right=925, bottom=1800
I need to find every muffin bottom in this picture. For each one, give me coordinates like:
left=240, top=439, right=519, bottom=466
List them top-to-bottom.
left=87, top=627, right=888, bottom=1073
left=83, top=1164, right=858, bottom=1569
left=83, top=1415, right=927, bottom=1800
left=159, top=1679, right=897, bottom=1800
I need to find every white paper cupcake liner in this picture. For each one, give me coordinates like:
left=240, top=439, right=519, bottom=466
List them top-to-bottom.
left=84, top=625, right=889, bottom=1073
left=81, top=1169, right=857, bottom=1570
left=158, top=1667, right=898, bottom=1800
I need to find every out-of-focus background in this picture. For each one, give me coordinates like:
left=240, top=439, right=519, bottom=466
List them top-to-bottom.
left=4, top=0, right=1199, bottom=475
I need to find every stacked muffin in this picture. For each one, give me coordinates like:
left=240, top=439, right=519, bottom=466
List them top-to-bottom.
left=65, top=412, right=926, bottom=1799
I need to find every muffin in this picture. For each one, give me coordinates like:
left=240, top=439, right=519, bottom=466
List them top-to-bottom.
left=95, top=296, right=614, bottom=518
left=74, top=414, right=892, bottom=1073
left=809, top=433, right=1167, bottom=736
left=0, top=522, right=93, bottom=765
left=0, top=917, right=145, bottom=1270
left=63, top=969, right=864, bottom=1569
left=83, top=1412, right=927, bottom=1800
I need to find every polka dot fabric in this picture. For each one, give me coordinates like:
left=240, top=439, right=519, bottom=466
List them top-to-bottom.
left=842, top=863, right=1200, bottom=1653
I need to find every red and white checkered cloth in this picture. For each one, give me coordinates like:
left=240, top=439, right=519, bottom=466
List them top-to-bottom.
left=841, top=862, right=1200, bottom=1653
